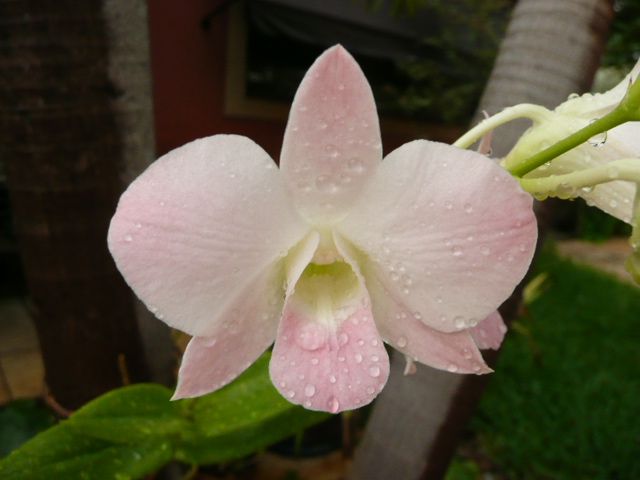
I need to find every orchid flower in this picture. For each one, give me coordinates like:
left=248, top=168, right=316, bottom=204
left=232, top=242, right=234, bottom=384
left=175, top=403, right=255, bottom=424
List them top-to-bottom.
left=108, top=46, right=537, bottom=413
left=457, top=60, right=640, bottom=223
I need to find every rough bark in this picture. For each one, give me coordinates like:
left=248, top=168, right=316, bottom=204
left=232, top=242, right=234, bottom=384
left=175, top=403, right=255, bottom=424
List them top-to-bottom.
left=0, top=0, right=156, bottom=407
left=348, top=1, right=614, bottom=479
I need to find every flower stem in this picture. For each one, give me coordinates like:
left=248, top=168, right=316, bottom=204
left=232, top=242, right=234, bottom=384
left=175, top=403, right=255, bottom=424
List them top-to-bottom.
left=511, top=76, right=640, bottom=178
left=453, top=104, right=550, bottom=149
left=508, top=110, right=629, bottom=178
left=519, top=158, right=640, bottom=195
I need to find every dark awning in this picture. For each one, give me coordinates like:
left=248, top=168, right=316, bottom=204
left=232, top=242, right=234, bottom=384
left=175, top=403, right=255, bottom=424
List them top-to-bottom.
left=248, top=0, right=439, bottom=62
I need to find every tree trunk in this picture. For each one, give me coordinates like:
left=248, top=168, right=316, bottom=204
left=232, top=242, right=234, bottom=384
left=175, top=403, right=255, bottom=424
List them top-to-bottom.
left=0, top=0, right=158, bottom=408
left=348, top=1, right=613, bottom=479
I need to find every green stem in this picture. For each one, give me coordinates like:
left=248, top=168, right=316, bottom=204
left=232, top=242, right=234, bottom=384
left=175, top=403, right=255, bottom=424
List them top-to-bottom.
left=511, top=76, right=640, bottom=178
left=453, top=104, right=550, bottom=149
left=508, top=110, right=629, bottom=177
left=519, top=158, right=640, bottom=194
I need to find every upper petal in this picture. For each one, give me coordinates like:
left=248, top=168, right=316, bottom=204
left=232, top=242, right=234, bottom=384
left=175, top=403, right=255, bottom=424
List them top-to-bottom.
left=280, top=45, right=382, bottom=224
left=108, top=134, right=309, bottom=336
left=337, top=140, right=537, bottom=333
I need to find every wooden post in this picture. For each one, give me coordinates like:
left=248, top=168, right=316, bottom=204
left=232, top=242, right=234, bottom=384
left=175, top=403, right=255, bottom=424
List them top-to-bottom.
left=0, top=0, right=158, bottom=408
left=348, top=1, right=614, bottom=478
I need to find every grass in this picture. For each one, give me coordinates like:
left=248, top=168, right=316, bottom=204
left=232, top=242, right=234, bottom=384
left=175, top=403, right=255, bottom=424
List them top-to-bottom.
left=451, top=245, right=640, bottom=479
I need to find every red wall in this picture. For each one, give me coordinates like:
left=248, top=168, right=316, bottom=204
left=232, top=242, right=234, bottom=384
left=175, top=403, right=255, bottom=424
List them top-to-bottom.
left=147, top=0, right=287, bottom=158
left=146, top=1, right=454, bottom=160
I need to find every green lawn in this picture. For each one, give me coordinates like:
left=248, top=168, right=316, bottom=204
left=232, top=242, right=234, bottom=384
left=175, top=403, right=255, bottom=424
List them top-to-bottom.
left=452, top=246, right=640, bottom=479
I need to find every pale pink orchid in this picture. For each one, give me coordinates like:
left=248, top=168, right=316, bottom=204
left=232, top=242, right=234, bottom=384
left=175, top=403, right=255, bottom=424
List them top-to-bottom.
left=108, top=46, right=537, bottom=413
left=503, top=59, right=640, bottom=223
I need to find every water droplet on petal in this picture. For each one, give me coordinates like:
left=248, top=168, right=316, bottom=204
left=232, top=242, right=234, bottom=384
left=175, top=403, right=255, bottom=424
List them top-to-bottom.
left=588, top=120, right=607, bottom=147
left=124, top=234, right=133, bottom=242
left=454, top=316, right=466, bottom=329
left=339, top=332, right=349, bottom=345
left=397, top=336, right=408, bottom=348
left=355, top=353, right=363, bottom=363
left=311, top=358, right=319, bottom=365
left=447, top=363, right=459, bottom=373
left=368, top=366, right=381, bottom=377
left=329, top=375, right=337, bottom=384
left=304, top=384, right=316, bottom=397
left=287, top=390, right=296, bottom=398
left=328, top=397, right=340, bottom=413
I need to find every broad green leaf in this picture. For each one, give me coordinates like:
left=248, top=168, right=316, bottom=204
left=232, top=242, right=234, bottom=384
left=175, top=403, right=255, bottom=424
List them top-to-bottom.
left=0, top=353, right=330, bottom=478
left=175, top=354, right=329, bottom=465
left=66, top=384, right=187, bottom=443
left=0, top=421, right=172, bottom=480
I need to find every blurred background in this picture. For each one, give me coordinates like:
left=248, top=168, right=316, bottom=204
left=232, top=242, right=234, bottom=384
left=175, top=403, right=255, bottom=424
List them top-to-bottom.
left=0, top=0, right=639, bottom=478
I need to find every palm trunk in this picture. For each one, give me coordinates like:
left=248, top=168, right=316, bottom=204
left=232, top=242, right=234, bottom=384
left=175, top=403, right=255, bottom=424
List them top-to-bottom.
left=0, top=0, right=158, bottom=407
left=349, top=1, right=613, bottom=479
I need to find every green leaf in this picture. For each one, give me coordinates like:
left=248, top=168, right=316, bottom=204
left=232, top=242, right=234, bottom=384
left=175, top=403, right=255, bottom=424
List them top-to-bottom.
left=0, top=354, right=329, bottom=478
left=175, top=354, right=329, bottom=465
left=66, top=384, right=187, bottom=443
left=0, top=421, right=172, bottom=480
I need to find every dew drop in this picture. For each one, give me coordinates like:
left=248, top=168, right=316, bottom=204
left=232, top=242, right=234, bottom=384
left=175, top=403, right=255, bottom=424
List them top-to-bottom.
left=588, top=120, right=607, bottom=147
left=347, top=157, right=365, bottom=174
left=315, top=175, right=338, bottom=193
left=609, top=199, right=618, bottom=209
left=463, top=203, right=473, bottom=214
left=124, top=234, right=133, bottom=242
left=452, top=246, right=463, bottom=257
left=413, top=312, right=422, bottom=321
left=454, top=316, right=466, bottom=329
left=338, top=332, right=349, bottom=345
left=397, top=336, right=408, bottom=348
left=357, top=339, right=365, bottom=346
left=371, top=339, right=379, bottom=347
left=355, top=353, right=363, bottom=363
left=371, top=355, right=379, bottom=362
left=311, top=357, right=319, bottom=365
left=447, top=363, right=459, bottom=373
left=368, top=365, right=381, bottom=377
left=329, top=375, right=337, bottom=384
left=304, top=384, right=316, bottom=397
left=366, top=386, right=375, bottom=395
left=287, top=390, right=296, bottom=398
left=328, top=397, right=340, bottom=413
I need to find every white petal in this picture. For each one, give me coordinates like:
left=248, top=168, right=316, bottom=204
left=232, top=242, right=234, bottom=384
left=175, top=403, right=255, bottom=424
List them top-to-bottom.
left=108, top=135, right=309, bottom=336
left=337, top=140, right=537, bottom=333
